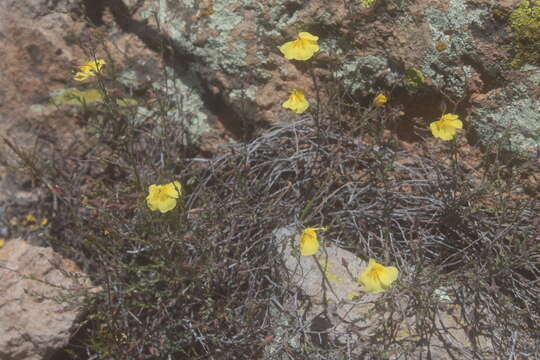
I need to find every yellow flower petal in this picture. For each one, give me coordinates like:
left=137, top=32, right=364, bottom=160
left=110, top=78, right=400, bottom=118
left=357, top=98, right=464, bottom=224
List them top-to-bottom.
left=279, top=32, right=320, bottom=61
left=298, top=32, right=319, bottom=42
left=73, top=59, right=106, bottom=81
left=79, top=59, right=106, bottom=73
left=78, top=64, right=94, bottom=73
left=282, top=89, right=309, bottom=114
left=373, top=93, right=387, bottom=107
left=429, top=113, right=462, bottom=141
left=447, top=119, right=463, bottom=129
left=433, top=124, right=454, bottom=140
left=146, top=181, right=183, bottom=213
left=163, top=181, right=182, bottom=198
left=156, top=197, right=177, bottom=213
left=25, top=214, right=36, bottom=224
left=299, top=227, right=327, bottom=256
left=300, top=229, right=319, bottom=256
left=358, top=258, right=399, bottom=293
left=378, top=265, right=399, bottom=286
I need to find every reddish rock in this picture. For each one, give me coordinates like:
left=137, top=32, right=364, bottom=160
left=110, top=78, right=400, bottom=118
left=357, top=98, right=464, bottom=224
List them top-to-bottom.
left=0, top=239, right=99, bottom=360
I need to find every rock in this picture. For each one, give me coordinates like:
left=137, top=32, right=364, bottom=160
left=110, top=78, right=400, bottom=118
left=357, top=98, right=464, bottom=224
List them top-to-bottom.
left=0, top=0, right=85, bottom=177
left=0, top=0, right=224, bottom=172
left=2, top=0, right=536, bottom=157
left=104, top=0, right=537, bottom=156
left=471, top=80, right=540, bottom=158
left=271, top=226, right=389, bottom=357
left=270, top=227, right=493, bottom=359
left=0, top=239, right=98, bottom=360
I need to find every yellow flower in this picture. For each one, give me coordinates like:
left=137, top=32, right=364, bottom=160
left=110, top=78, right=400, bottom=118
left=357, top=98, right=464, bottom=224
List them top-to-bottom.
left=279, top=32, right=320, bottom=61
left=74, top=59, right=106, bottom=81
left=79, top=59, right=106, bottom=73
left=282, top=89, right=309, bottom=114
left=373, top=93, right=387, bottom=107
left=429, top=113, right=463, bottom=141
left=146, top=181, right=183, bottom=213
left=25, top=214, right=36, bottom=224
left=299, top=227, right=327, bottom=256
left=358, top=258, right=399, bottom=293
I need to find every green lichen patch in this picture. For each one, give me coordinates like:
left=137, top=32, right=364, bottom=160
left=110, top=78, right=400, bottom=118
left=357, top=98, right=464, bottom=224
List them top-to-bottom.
left=509, top=0, right=540, bottom=68
left=405, top=67, right=425, bottom=87
left=50, top=88, right=137, bottom=107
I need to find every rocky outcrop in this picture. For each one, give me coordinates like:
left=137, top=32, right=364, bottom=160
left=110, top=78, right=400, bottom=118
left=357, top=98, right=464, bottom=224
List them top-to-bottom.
left=0, top=0, right=81, bottom=147
left=0, top=0, right=222, bottom=170
left=1, top=0, right=538, bottom=158
left=105, top=0, right=537, bottom=156
left=0, top=239, right=98, bottom=360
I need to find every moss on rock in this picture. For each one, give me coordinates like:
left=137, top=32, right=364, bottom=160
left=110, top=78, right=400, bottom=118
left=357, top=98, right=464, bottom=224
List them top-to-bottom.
left=508, top=0, right=540, bottom=68
left=405, top=67, right=425, bottom=87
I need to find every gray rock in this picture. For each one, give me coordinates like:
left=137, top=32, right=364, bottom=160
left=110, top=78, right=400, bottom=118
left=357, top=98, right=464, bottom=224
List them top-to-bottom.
left=421, top=0, right=487, bottom=100
left=337, top=55, right=398, bottom=95
left=471, top=81, right=540, bottom=158
left=269, top=226, right=387, bottom=357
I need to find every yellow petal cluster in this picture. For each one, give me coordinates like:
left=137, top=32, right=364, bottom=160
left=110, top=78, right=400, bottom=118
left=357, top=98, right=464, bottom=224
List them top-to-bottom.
left=280, top=32, right=320, bottom=61
left=74, top=59, right=106, bottom=81
left=282, top=89, right=309, bottom=114
left=373, top=93, right=387, bottom=107
left=429, top=113, right=463, bottom=141
left=146, top=181, right=183, bottom=213
left=299, top=227, right=327, bottom=256
left=358, top=258, right=399, bottom=293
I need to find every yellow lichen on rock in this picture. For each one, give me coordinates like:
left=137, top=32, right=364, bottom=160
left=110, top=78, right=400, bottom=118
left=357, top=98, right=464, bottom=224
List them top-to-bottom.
left=360, top=0, right=376, bottom=8
left=509, top=0, right=540, bottom=67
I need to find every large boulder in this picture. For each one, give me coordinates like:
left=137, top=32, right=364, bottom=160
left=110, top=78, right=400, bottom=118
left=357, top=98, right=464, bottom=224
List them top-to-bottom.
left=0, top=239, right=98, bottom=360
